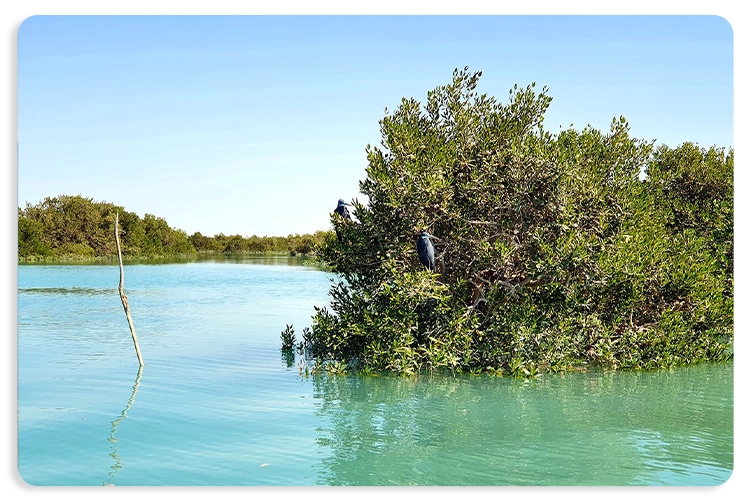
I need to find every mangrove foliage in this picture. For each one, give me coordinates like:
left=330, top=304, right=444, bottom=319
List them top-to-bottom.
left=305, top=67, right=733, bottom=376
left=18, top=194, right=330, bottom=261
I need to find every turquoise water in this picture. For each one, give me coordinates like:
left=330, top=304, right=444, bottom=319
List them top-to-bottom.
left=17, top=257, right=733, bottom=486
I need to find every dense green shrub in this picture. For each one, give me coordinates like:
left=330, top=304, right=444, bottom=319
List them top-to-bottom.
left=307, top=67, right=733, bottom=375
left=17, top=195, right=196, bottom=260
left=17, top=209, right=53, bottom=257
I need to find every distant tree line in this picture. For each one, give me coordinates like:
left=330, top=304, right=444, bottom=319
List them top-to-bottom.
left=18, top=194, right=330, bottom=261
left=188, top=230, right=326, bottom=255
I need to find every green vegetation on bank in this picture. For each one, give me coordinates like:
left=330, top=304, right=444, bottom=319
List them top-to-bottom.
left=302, top=68, right=733, bottom=376
left=18, top=195, right=330, bottom=261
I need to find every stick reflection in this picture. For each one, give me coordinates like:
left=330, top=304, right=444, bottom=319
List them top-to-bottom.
left=103, top=366, right=143, bottom=486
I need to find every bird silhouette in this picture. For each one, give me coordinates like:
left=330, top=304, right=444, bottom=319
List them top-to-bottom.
left=333, top=199, right=352, bottom=242
left=334, top=199, right=352, bottom=220
left=417, top=231, right=436, bottom=271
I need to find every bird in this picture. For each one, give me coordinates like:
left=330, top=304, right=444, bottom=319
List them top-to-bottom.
left=333, top=199, right=352, bottom=242
left=334, top=199, right=352, bottom=220
left=416, top=231, right=435, bottom=271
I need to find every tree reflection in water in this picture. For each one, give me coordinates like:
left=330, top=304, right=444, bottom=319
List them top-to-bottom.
left=308, top=365, right=733, bottom=486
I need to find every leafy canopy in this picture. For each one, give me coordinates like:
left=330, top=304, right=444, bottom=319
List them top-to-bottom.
left=307, top=67, right=733, bottom=376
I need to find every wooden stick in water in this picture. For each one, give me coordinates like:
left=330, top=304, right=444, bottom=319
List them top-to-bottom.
left=115, top=212, right=144, bottom=367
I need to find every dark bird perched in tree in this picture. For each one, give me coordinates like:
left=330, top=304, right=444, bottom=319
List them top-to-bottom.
left=333, top=199, right=352, bottom=242
left=334, top=199, right=352, bottom=220
left=417, top=231, right=436, bottom=271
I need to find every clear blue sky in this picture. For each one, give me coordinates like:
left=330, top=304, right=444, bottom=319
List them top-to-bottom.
left=17, top=15, right=733, bottom=239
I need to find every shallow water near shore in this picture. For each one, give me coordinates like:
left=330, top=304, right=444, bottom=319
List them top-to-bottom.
left=17, top=257, right=733, bottom=486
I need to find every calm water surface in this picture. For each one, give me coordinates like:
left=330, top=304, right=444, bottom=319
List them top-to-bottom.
left=17, top=257, right=733, bottom=486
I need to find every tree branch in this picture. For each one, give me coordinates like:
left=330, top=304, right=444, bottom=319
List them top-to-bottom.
left=115, top=212, right=144, bottom=367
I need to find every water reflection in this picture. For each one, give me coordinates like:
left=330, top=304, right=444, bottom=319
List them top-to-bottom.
left=18, top=253, right=312, bottom=267
left=196, top=253, right=312, bottom=267
left=19, top=287, right=112, bottom=296
left=281, top=350, right=296, bottom=368
left=308, top=364, right=733, bottom=486
left=103, top=366, right=143, bottom=486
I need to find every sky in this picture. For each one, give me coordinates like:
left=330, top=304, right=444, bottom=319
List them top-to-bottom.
left=4, top=2, right=748, bottom=499
left=15, top=14, right=734, bottom=239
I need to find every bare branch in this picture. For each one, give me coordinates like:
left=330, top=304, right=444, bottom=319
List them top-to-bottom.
left=115, top=212, right=144, bottom=367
